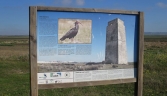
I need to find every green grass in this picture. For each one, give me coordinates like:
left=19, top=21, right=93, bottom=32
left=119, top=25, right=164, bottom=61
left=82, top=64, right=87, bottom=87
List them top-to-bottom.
left=0, top=36, right=167, bottom=96
left=0, top=43, right=14, bottom=46
left=143, top=44, right=167, bottom=96
left=0, top=61, right=30, bottom=96
left=38, top=84, right=134, bottom=96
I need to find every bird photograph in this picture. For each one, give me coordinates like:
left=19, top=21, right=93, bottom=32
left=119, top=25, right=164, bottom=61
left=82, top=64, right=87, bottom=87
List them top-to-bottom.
left=58, top=19, right=92, bottom=44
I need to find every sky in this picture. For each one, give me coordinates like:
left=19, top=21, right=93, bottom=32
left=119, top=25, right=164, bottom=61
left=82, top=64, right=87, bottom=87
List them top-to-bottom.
left=0, top=0, right=167, bottom=35
left=37, top=11, right=137, bottom=62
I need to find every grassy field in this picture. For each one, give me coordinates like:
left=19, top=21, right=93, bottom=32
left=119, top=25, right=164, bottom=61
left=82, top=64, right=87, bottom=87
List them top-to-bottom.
left=144, top=35, right=167, bottom=42
left=0, top=36, right=167, bottom=96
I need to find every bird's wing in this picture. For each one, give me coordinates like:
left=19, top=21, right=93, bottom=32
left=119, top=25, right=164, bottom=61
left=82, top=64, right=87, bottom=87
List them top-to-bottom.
left=63, top=28, right=75, bottom=37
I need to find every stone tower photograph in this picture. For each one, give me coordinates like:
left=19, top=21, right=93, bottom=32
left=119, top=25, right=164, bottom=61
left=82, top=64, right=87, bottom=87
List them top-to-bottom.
left=105, top=18, right=128, bottom=64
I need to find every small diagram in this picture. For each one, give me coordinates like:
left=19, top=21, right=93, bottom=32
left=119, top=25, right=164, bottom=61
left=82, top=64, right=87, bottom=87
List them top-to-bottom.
left=58, top=19, right=92, bottom=44
left=50, top=72, right=61, bottom=77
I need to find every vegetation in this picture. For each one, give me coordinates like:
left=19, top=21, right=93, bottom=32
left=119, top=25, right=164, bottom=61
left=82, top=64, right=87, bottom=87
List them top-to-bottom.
left=144, top=35, right=167, bottom=42
left=0, top=36, right=167, bottom=96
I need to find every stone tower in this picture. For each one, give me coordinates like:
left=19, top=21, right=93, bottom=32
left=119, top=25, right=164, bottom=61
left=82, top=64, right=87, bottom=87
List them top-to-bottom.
left=105, top=18, right=128, bottom=64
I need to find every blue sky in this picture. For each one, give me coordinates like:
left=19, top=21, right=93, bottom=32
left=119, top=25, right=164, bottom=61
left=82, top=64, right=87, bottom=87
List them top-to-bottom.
left=0, top=0, right=167, bottom=35
left=37, top=11, right=137, bottom=62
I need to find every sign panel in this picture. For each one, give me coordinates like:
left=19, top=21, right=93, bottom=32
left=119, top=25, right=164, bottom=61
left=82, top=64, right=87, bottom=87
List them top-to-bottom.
left=29, top=6, right=144, bottom=96
left=37, top=11, right=138, bottom=84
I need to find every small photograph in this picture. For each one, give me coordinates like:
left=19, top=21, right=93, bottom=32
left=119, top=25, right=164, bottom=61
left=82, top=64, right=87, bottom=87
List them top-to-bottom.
left=58, top=19, right=92, bottom=44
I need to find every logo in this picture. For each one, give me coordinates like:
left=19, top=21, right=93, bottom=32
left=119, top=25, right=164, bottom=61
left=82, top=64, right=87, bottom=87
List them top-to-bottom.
left=50, top=72, right=61, bottom=77
left=64, top=72, right=70, bottom=78
left=39, top=73, right=47, bottom=79
left=44, top=74, right=47, bottom=78
left=49, top=79, right=54, bottom=83
left=38, top=80, right=46, bottom=84
left=46, top=80, right=48, bottom=84
left=55, top=80, right=62, bottom=83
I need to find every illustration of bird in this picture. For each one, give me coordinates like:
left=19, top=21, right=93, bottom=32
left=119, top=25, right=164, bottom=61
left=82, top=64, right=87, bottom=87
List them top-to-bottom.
left=60, top=21, right=82, bottom=43
left=44, top=74, right=47, bottom=78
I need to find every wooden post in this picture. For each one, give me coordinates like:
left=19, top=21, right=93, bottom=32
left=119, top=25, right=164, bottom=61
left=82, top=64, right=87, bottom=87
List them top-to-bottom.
left=29, top=6, right=38, bottom=96
left=136, top=12, right=144, bottom=96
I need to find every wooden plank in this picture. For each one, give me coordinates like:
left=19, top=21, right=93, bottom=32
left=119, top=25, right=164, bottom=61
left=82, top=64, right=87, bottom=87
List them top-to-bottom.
left=29, top=6, right=38, bottom=96
left=36, top=6, right=139, bottom=15
left=136, top=12, right=144, bottom=96
left=38, top=78, right=136, bottom=89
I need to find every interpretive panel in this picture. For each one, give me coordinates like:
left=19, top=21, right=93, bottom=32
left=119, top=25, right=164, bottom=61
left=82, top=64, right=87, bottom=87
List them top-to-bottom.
left=30, top=6, right=144, bottom=96
left=37, top=11, right=138, bottom=84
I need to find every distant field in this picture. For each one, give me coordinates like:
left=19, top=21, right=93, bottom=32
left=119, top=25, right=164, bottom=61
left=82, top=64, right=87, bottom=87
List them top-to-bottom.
left=0, top=35, right=167, bottom=96
left=0, top=35, right=28, bottom=38
left=144, top=35, right=167, bottom=42
left=0, top=36, right=28, bottom=47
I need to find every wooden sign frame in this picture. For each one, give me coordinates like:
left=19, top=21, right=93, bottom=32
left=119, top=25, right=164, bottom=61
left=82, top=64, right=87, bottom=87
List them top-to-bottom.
left=29, top=6, right=144, bottom=96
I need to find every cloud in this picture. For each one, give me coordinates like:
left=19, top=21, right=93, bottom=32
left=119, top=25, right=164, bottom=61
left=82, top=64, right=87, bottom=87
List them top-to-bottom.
left=62, top=0, right=72, bottom=5
left=76, top=0, right=84, bottom=6
left=157, top=2, right=167, bottom=8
